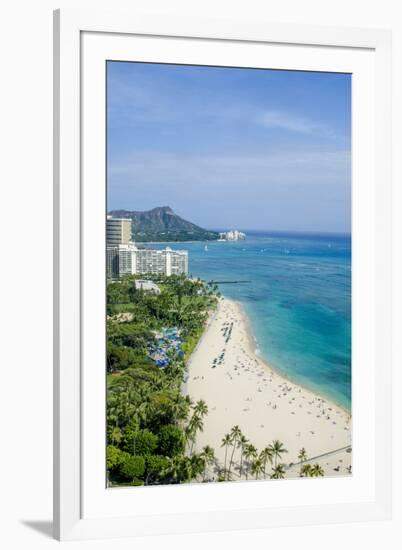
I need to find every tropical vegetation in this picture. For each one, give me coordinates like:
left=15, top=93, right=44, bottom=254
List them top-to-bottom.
left=106, top=272, right=326, bottom=486
left=107, top=273, right=218, bottom=486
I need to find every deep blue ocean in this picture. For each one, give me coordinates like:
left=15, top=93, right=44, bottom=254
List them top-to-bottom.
left=150, top=232, right=351, bottom=411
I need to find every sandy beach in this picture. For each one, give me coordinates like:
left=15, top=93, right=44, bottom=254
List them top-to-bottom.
left=185, top=297, right=352, bottom=480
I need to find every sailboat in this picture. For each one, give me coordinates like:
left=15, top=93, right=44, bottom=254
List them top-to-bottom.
left=204, top=245, right=208, bottom=251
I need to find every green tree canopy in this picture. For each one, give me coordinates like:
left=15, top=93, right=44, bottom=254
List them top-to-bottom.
left=157, top=424, right=185, bottom=457
left=123, top=428, right=158, bottom=456
left=106, top=445, right=126, bottom=471
left=119, top=454, right=146, bottom=481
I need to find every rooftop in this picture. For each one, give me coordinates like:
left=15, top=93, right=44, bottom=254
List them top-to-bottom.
left=134, top=280, right=161, bottom=293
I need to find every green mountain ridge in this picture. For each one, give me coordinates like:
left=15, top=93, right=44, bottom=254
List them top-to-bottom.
left=108, top=206, right=219, bottom=242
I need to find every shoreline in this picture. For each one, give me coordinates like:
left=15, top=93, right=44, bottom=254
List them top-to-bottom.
left=185, top=296, right=352, bottom=480
left=237, top=300, right=351, bottom=416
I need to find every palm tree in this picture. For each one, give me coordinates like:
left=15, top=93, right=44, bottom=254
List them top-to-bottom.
left=164, top=361, right=184, bottom=388
left=116, top=389, right=133, bottom=426
left=170, top=393, right=190, bottom=425
left=184, top=395, right=194, bottom=409
left=193, top=399, right=208, bottom=418
left=135, top=401, right=149, bottom=428
left=187, top=413, right=204, bottom=454
left=228, top=425, right=242, bottom=476
left=109, top=426, right=122, bottom=446
left=221, top=434, right=232, bottom=474
left=238, top=434, right=249, bottom=477
left=269, top=440, right=288, bottom=467
left=243, top=444, right=257, bottom=480
left=201, top=445, right=215, bottom=481
left=260, top=447, right=273, bottom=479
left=298, top=447, right=307, bottom=463
left=189, top=454, right=205, bottom=481
left=165, top=455, right=184, bottom=483
left=180, top=457, right=194, bottom=483
left=251, top=458, right=264, bottom=480
left=300, top=463, right=312, bottom=477
left=310, top=463, right=325, bottom=477
left=270, top=464, right=286, bottom=479
left=218, top=468, right=232, bottom=482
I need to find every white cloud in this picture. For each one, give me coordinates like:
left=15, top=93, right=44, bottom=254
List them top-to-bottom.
left=108, top=73, right=335, bottom=137
left=258, top=111, right=327, bottom=134
left=109, top=149, right=350, bottom=189
left=108, top=150, right=351, bottom=232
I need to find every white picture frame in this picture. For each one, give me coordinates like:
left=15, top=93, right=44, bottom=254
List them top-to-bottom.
left=53, top=8, right=392, bottom=541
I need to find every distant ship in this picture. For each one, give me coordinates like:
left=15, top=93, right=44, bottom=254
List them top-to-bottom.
left=204, top=245, right=208, bottom=251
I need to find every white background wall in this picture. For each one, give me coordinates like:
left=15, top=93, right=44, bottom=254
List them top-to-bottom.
left=0, top=0, right=400, bottom=548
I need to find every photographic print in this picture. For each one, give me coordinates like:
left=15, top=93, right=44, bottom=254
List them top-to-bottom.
left=106, top=61, right=351, bottom=487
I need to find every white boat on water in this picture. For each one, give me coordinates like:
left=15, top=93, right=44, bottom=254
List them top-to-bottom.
left=204, top=245, right=208, bottom=251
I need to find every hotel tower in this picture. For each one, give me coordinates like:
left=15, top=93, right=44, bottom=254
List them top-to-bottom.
left=106, top=216, right=188, bottom=279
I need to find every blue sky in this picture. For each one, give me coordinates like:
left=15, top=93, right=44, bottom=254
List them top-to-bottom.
left=107, top=62, right=351, bottom=233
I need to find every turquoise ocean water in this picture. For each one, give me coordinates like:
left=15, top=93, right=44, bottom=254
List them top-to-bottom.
left=150, top=232, right=351, bottom=411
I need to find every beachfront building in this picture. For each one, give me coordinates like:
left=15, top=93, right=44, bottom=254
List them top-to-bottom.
left=105, top=215, right=188, bottom=278
left=106, top=216, right=132, bottom=245
left=218, top=230, right=246, bottom=241
left=107, top=243, right=188, bottom=278
left=106, top=245, right=119, bottom=279
left=130, top=245, right=188, bottom=276
left=134, top=280, right=161, bottom=294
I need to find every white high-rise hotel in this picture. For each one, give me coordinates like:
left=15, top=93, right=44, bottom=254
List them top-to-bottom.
left=106, top=217, right=188, bottom=278
left=117, top=243, right=188, bottom=277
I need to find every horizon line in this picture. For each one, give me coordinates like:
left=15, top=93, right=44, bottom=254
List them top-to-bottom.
left=106, top=209, right=350, bottom=237
left=207, top=228, right=351, bottom=236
